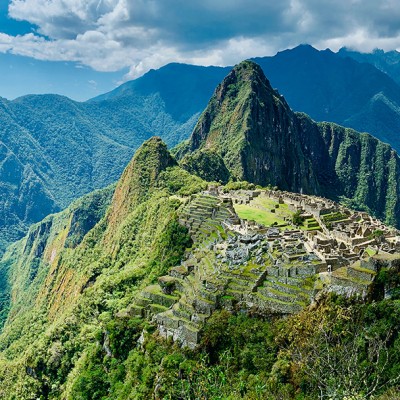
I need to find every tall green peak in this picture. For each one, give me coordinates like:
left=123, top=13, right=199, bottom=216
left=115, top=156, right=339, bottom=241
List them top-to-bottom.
left=226, top=59, right=270, bottom=85
left=177, top=60, right=318, bottom=193
left=184, top=60, right=279, bottom=152
left=118, top=136, right=176, bottom=194
left=107, top=137, right=177, bottom=229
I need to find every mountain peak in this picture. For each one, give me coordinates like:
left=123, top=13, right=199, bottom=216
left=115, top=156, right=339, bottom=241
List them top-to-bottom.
left=275, top=44, right=319, bottom=57
left=178, top=60, right=318, bottom=192
left=185, top=60, right=280, bottom=153
left=217, top=60, right=273, bottom=98
left=230, top=60, right=266, bottom=79
left=117, top=136, right=176, bottom=200
left=107, top=137, right=176, bottom=231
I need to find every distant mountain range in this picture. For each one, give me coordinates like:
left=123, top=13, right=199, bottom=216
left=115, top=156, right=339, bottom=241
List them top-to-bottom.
left=2, top=45, right=400, bottom=253
left=253, top=45, right=400, bottom=151
left=338, top=47, right=400, bottom=86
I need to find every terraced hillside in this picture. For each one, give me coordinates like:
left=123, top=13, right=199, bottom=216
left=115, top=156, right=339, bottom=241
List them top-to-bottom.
left=176, top=60, right=400, bottom=228
left=129, top=188, right=400, bottom=348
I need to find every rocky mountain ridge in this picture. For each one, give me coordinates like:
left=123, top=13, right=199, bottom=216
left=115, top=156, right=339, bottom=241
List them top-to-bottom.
left=3, top=45, right=400, bottom=254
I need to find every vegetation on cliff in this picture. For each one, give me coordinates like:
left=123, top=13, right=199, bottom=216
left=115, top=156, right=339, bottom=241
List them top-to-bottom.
left=1, top=57, right=400, bottom=398
left=0, top=138, right=205, bottom=398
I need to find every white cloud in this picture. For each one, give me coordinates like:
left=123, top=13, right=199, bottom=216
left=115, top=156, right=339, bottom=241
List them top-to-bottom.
left=1, top=0, right=400, bottom=79
left=315, top=29, right=400, bottom=53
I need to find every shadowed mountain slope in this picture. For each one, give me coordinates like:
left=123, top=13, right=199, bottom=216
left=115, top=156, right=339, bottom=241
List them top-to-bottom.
left=0, top=65, right=227, bottom=254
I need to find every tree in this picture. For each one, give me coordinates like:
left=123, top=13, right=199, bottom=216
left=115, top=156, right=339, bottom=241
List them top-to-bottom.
left=292, top=211, right=304, bottom=227
left=287, top=305, right=400, bottom=399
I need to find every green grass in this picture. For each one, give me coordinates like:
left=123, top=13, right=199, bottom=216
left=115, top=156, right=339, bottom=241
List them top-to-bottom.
left=233, top=197, right=321, bottom=231
left=233, top=204, right=287, bottom=226
left=365, top=247, right=376, bottom=256
left=351, top=265, right=377, bottom=275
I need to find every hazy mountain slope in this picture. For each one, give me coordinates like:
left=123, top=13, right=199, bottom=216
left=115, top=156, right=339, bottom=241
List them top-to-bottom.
left=253, top=45, right=400, bottom=150
left=2, top=47, right=400, bottom=254
left=338, top=47, right=400, bottom=86
left=177, top=61, right=400, bottom=226
left=92, top=63, right=230, bottom=121
left=0, top=95, right=134, bottom=255
left=0, top=98, right=59, bottom=252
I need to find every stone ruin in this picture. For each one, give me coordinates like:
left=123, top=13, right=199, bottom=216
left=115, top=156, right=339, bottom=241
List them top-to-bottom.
left=122, top=188, right=400, bottom=349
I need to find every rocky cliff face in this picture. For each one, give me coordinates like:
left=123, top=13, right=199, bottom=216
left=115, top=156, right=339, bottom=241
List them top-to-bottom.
left=177, top=61, right=400, bottom=227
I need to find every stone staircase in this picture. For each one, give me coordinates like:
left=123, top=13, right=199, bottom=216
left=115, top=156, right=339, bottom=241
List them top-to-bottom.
left=303, top=215, right=320, bottom=230
left=155, top=258, right=223, bottom=348
left=219, top=268, right=261, bottom=301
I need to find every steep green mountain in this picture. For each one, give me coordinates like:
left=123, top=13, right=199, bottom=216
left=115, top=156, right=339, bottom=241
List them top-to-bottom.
left=5, top=44, right=400, bottom=257
left=338, top=47, right=400, bottom=86
left=177, top=61, right=400, bottom=227
left=0, top=64, right=228, bottom=254
left=0, top=136, right=399, bottom=399
left=0, top=137, right=203, bottom=397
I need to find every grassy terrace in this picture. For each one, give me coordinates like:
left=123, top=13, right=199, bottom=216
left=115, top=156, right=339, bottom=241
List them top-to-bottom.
left=233, top=195, right=321, bottom=231
left=234, top=196, right=293, bottom=227
left=234, top=204, right=286, bottom=226
left=322, top=211, right=348, bottom=224
left=365, top=247, right=376, bottom=256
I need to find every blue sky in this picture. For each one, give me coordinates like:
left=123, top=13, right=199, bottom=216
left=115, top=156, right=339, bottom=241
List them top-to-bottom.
left=0, top=1, right=400, bottom=101
left=0, top=1, right=32, bottom=35
left=0, top=2, right=125, bottom=100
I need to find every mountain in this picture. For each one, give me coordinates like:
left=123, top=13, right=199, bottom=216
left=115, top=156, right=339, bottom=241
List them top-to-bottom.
left=253, top=45, right=400, bottom=152
left=338, top=47, right=400, bottom=86
left=177, top=61, right=400, bottom=227
left=91, top=62, right=230, bottom=123
left=0, top=64, right=228, bottom=255
left=0, top=134, right=399, bottom=399
left=0, top=137, right=204, bottom=397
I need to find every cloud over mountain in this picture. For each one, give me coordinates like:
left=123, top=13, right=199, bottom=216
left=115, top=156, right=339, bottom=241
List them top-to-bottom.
left=1, top=0, right=400, bottom=78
